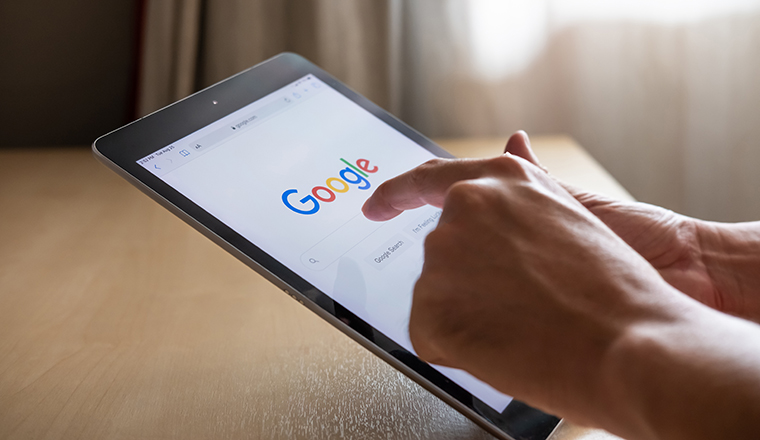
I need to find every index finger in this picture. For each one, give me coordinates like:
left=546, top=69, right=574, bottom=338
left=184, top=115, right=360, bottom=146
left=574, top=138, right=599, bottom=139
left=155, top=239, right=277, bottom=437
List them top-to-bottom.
left=362, top=157, right=496, bottom=221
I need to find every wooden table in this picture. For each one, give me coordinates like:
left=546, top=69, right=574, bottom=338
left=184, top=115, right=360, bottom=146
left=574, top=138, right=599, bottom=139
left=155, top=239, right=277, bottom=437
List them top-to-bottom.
left=0, top=137, right=629, bottom=440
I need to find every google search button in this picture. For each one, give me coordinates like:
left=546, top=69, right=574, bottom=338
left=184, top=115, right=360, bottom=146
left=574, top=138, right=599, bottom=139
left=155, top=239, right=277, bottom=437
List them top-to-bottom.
left=364, top=234, right=410, bottom=270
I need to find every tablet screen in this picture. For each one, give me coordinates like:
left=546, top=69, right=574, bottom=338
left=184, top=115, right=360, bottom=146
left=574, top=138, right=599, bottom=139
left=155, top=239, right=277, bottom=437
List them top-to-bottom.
left=136, top=75, right=513, bottom=413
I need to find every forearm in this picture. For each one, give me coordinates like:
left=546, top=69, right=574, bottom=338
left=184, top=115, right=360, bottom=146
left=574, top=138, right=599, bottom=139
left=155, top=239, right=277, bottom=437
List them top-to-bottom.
left=698, top=221, right=760, bottom=321
left=601, top=298, right=760, bottom=440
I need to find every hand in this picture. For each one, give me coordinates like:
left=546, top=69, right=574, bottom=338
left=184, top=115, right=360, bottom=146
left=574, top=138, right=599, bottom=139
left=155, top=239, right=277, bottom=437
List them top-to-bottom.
left=502, top=132, right=760, bottom=322
left=363, top=135, right=760, bottom=440
left=362, top=147, right=692, bottom=434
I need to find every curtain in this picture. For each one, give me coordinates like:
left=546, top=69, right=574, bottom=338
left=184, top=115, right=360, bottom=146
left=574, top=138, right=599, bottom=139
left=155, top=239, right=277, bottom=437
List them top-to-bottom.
left=136, top=0, right=760, bottom=222
left=137, top=0, right=392, bottom=114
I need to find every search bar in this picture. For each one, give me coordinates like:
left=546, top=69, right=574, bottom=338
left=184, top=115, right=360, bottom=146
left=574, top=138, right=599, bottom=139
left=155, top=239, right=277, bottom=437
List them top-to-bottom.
left=301, top=213, right=386, bottom=271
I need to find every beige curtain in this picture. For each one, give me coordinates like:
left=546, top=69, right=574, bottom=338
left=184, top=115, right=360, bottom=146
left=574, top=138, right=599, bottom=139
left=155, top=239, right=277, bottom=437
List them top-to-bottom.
left=137, top=0, right=760, bottom=222
left=137, top=0, right=392, bottom=115
left=137, top=0, right=203, bottom=116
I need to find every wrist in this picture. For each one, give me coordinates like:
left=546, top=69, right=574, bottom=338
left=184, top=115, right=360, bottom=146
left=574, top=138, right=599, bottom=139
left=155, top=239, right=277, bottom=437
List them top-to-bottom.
left=696, top=220, right=760, bottom=321
left=595, top=284, right=698, bottom=440
left=599, top=295, right=760, bottom=440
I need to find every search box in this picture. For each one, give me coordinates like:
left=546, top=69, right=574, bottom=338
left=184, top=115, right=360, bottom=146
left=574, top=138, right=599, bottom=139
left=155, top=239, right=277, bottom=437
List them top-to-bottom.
left=301, top=213, right=386, bottom=270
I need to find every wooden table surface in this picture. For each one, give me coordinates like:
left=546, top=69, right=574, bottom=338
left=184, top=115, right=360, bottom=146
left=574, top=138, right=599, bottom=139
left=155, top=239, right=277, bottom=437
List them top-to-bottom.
left=0, top=137, right=629, bottom=440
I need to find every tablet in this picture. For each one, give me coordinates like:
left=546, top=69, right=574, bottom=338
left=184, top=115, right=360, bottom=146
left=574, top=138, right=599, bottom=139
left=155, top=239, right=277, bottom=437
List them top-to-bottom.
left=93, top=53, right=561, bottom=440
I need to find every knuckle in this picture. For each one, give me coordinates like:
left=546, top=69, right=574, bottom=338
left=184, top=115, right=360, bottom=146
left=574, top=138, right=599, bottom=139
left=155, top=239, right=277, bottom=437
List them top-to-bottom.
left=486, top=154, right=528, bottom=179
left=421, top=157, right=447, bottom=169
left=423, top=157, right=447, bottom=168
left=444, top=180, right=497, bottom=213
left=445, top=180, right=478, bottom=203
left=422, top=226, right=462, bottom=264
left=422, top=227, right=446, bottom=253
left=422, top=230, right=457, bottom=273
left=409, top=277, right=451, bottom=364
left=408, top=309, right=436, bottom=359
left=409, top=326, right=444, bottom=364
left=409, top=328, right=440, bottom=363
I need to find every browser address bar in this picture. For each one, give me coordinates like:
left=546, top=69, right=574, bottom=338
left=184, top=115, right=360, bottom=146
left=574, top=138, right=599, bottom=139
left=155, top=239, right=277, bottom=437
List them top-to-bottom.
left=188, top=97, right=291, bottom=153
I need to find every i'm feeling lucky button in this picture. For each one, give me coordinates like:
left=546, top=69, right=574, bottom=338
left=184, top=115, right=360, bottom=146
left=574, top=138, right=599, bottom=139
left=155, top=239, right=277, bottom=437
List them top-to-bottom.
left=365, top=234, right=411, bottom=270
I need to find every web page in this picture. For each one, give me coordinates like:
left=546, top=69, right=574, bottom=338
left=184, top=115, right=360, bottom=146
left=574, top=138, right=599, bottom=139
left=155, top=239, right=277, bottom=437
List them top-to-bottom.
left=138, top=75, right=513, bottom=412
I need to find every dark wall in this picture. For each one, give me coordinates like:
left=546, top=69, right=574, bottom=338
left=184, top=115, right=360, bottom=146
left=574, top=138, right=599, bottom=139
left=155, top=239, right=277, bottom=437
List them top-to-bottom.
left=0, top=0, right=137, bottom=146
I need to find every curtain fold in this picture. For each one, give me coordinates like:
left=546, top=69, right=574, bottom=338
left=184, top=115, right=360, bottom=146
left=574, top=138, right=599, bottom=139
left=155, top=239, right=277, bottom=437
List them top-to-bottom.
left=136, top=0, right=760, bottom=222
left=137, top=0, right=202, bottom=116
left=138, top=0, right=392, bottom=116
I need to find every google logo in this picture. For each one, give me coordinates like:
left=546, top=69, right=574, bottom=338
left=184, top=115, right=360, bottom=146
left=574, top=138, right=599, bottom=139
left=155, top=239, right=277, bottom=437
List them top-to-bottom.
left=282, top=158, right=378, bottom=215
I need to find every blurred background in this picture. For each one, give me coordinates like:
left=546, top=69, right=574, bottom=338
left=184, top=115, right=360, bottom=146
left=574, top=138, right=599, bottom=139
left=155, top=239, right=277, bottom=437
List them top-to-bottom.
left=2, top=0, right=759, bottom=222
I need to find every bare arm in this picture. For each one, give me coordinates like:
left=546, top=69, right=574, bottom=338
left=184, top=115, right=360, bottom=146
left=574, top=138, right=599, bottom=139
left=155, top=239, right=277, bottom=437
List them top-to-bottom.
left=362, top=139, right=760, bottom=440
left=698, top=221, right=760, bottom=320
left=603, top=300, right=760, bottom=440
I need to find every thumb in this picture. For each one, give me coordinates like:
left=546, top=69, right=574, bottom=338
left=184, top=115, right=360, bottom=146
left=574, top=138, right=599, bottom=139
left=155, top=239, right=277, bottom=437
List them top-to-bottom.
left=503, top=131, right=547, bottom=172
left=503, top=131, right=619, bottom=214
left=560, top=181, right=623, bottom=220
left=561, top=182, right=612, bottom=208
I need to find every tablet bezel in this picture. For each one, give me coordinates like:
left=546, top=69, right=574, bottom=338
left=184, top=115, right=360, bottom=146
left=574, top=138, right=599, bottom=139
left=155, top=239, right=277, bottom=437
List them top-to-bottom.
left=93, top=52, right=561, bottom=440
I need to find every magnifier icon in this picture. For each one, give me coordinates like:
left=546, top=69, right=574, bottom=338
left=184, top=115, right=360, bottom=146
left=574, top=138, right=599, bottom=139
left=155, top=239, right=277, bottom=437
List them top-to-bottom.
left=309, top=258, right=318, bottom=264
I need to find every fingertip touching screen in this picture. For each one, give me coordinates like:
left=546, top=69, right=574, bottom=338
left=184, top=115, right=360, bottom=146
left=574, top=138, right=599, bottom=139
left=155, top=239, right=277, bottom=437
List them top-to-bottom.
left=137, top=74, right=513, bottom=413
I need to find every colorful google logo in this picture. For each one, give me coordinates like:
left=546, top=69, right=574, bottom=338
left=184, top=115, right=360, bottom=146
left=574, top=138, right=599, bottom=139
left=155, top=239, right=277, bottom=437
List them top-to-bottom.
left=282, top=158, right=379, bottom=215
